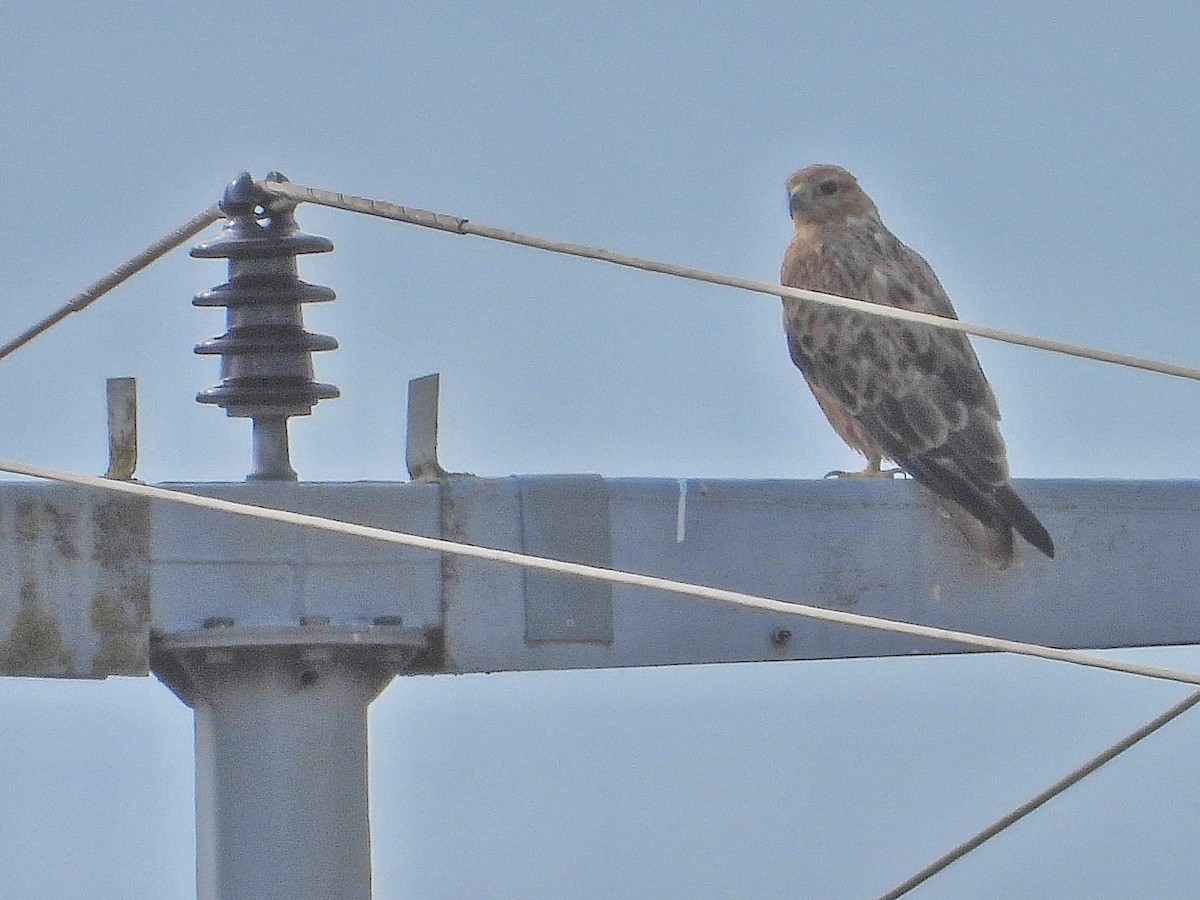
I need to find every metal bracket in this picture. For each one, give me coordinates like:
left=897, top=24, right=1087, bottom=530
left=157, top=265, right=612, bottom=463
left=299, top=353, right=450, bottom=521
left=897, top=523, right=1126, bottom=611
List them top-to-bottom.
left=406, top=373, right=449, bottom=482
left=104, top=377, right=138, bottom=480
left=150, top=621, right=435, bottom=705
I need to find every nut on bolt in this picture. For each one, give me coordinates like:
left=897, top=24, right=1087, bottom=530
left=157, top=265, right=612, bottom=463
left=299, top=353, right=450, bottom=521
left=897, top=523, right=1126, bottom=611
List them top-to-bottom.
left=770, top=627, right=793, bottom=648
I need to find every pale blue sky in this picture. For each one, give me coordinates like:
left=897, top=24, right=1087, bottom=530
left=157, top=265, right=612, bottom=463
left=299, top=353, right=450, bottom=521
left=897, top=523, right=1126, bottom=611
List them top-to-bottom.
left=2, top=3, right=1200, bottom=897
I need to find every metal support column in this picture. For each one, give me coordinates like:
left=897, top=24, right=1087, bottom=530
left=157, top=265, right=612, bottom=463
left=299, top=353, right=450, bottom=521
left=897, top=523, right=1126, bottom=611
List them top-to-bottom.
left=152, top=624, right=429, bottom=900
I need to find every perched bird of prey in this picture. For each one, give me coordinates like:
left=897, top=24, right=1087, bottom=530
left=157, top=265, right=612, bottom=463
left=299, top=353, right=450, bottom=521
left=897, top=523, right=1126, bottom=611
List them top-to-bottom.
left=781, top=164, right=1054, bottom=567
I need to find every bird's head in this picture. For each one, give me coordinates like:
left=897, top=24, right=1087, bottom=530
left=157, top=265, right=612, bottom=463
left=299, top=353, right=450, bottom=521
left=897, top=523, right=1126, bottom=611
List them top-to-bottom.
left=786, top=165, right=880, bottom=226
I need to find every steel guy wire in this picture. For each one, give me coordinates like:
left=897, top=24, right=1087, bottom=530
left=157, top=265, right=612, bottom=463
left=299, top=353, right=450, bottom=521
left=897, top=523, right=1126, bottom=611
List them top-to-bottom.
left=258, top=179, right=1200, bottom=384
left=5, top=180, right=1197, bottom=387
left=0, top=206, right=223, bottom=363
left=878, top=688, right=1200, bottom=899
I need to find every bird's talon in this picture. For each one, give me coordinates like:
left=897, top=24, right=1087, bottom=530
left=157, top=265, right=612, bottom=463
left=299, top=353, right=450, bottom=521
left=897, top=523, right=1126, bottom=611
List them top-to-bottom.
left=823, top=463, right=904, bottom=480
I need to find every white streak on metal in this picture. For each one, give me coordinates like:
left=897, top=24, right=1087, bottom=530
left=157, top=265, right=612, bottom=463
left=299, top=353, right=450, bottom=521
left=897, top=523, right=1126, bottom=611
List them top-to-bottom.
left=675, top=478, right=688, bottom=543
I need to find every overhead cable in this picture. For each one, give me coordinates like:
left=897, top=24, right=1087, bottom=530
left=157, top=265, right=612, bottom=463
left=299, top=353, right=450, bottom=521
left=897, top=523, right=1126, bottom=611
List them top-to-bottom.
left=258, top=179, right=1200, bottom=384
left=0, top=205, right=223, bottom=363
left=879, top=688, right=1200, bottom=899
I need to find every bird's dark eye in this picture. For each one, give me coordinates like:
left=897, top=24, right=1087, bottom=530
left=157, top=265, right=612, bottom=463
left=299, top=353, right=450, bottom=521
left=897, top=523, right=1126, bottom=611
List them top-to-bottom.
left=819, top=179, right=840, bottom=195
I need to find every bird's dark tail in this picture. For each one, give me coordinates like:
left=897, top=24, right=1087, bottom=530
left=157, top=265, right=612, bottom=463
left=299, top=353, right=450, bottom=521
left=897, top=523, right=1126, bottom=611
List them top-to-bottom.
left=903, top=455, right=1055, bottom=565
left=995, top=485, right=1055, bottom=559
left=929, top=493, right=1016, bottom=569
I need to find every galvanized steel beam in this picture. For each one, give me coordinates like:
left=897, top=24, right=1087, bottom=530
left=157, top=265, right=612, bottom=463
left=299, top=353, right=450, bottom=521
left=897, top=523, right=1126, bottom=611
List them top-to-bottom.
left=2, top=477, right=1198, bottom=678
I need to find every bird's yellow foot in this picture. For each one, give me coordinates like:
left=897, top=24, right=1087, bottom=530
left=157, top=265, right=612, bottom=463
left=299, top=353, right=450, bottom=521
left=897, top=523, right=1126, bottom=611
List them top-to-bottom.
left=823, top=458, right=905, bottom=479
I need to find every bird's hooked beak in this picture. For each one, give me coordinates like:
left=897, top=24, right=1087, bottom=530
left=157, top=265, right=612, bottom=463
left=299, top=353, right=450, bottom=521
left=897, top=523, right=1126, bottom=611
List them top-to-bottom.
left=787, top=184, right=810, bottom=219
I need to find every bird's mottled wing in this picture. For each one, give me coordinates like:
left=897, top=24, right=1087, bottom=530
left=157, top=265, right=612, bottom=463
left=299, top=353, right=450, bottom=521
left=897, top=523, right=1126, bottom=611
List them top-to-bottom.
left=783, top=223, right=1016, bottom=529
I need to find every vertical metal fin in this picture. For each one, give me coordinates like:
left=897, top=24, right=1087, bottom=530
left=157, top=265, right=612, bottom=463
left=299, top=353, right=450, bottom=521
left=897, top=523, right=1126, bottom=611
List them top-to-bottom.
left=406, top=373, right=448, bottom=483
left=104, top=377, right=138, bottom=481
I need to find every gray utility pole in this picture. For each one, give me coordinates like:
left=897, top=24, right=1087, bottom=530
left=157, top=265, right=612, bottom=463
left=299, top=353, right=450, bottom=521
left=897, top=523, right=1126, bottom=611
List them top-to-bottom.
left=2, top=173, right=1199, bottom=899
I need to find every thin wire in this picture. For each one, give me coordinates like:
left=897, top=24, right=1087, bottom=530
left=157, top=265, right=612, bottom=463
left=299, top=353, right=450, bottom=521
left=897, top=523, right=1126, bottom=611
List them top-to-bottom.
left=257, top=180, right=1200, bottom=384
left=0, top=205, right=223, bottom=363
left=4, top=455, right=1200, bottom=687
left=879, top=688, right=1200, bottom=899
